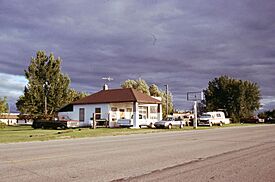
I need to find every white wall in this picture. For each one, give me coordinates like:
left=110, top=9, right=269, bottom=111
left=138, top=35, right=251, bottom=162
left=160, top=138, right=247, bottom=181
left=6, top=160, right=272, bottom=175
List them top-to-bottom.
left=58, top=102, right=162, bottom=128
left=59, top=104, right=110, bottom=127
left=76, top=104, right=109, bottom=127
left=0, top=118, right=32, bottom=125
left=0, top=119, right=17, bottom=125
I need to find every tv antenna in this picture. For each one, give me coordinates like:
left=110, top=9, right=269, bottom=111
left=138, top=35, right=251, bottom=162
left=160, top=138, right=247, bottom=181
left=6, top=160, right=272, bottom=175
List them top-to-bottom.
left=102, top=76, right=113, bottom=82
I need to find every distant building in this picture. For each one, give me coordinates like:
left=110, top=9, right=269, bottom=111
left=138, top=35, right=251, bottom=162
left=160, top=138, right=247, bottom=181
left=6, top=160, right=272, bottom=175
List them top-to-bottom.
left=173, top=111, right=194, bottom=120
left=0, top=113, right=32, bottom=125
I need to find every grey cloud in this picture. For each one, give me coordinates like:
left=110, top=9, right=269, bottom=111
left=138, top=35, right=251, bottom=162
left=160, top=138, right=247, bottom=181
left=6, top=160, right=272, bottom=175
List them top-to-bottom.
left=0, top=0, right=275, bottom=112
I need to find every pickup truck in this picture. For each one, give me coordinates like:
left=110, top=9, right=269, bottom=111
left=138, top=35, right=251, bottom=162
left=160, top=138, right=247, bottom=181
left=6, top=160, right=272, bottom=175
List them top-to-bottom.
left=198, top=112, right=230, bottom=126
left=117, top=115, right=154, bottom=128
left=32, top=116, right=79, bottom=129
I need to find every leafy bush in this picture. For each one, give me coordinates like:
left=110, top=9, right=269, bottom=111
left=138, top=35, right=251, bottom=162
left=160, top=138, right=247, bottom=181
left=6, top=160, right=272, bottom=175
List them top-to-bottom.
left=0, top=122, right=6, bottom=129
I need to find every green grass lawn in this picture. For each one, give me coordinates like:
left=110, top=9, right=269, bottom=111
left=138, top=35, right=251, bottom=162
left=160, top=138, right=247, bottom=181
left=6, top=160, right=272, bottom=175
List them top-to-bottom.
left=0, top=123, right=258, bottom=143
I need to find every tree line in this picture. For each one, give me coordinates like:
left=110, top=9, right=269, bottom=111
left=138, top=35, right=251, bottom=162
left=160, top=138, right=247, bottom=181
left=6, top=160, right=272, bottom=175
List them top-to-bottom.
left=0, top=50, right=264, bottom=123
left=121, top=79, right=173, bottom=117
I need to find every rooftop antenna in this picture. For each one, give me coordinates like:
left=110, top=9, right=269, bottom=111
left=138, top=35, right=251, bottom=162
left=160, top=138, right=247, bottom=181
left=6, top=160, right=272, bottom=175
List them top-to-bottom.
left=102, top=76, right=113, bottom=90
left=102, top=76, right=113, bottom=82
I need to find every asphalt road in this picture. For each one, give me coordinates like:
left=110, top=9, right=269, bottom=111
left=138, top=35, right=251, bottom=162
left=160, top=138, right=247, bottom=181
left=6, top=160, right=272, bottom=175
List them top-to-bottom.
left=1, top=125, right=275, bottom=182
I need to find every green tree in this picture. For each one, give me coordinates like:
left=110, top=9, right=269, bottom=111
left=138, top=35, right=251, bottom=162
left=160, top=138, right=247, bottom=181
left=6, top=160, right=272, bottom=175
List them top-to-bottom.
left=16, top=51, right=85, bottom=119
left=204, top=75, right=261, bottom=122
left=121, top=78, right=150, bottom=95
left=121, top=79, right=173, bottom=117
left=121, top=79, right=137, bottom=89
left=149, top=84, right=161, bottom=97
left=67, top=89, right=88, bottom=103
left=161, top=91, right=173, bottom=117
left=0, top=97, right=9, bottom=113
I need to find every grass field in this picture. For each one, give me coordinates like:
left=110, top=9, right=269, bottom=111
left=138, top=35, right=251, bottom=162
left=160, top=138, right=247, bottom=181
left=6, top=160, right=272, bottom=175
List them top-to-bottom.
left=0, top=123, right=257, bottom=143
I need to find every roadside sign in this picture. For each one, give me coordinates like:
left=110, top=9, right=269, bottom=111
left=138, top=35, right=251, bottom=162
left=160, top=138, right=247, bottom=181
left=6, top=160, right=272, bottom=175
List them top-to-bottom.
left=187, top=91, right=203, bottom=129
left=187, top=91, right=204, bottom=101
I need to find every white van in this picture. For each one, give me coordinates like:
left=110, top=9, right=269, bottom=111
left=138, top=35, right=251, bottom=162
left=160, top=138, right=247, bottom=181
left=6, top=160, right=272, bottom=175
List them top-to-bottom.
left=198, top=112, right=230, bottom=126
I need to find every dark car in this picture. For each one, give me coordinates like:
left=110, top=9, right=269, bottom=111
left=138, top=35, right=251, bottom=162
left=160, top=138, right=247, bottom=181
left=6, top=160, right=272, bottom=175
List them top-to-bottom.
left=32, top=116, right=79, bottom=129
left=240, top=116, right=264, bottom=124
left=266, top=117, right=275, bottom=123
left=32, top=120, right=68, bottom=129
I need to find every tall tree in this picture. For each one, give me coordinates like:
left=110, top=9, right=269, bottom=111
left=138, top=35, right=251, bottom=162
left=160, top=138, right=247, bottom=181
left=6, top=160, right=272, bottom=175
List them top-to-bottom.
left=16, top=51, right=85, bottom=119
left=204, top=75, right=261, bottom=122
left=121, top=78, right=150, bottom=95
left=149, top=84, right=161, bottom=97
left=67, top=89, right=88, bottom=103
left=161, top=91, right=173, bottom=117
left=0, top=97, right=9, bottom=113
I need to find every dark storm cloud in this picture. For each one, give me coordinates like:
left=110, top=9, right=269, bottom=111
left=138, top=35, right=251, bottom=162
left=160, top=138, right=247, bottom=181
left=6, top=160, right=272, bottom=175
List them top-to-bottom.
left=0, top=0, right=275, bottom=111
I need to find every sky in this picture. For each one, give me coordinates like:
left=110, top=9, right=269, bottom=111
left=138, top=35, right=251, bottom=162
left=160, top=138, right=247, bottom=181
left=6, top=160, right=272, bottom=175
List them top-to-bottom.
left=0, top=0, right=275, bottom=112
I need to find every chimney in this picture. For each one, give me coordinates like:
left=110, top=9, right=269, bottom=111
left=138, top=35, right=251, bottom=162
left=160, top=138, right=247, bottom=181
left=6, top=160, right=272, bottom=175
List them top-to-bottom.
left=103, top=84, right=108, bottom=90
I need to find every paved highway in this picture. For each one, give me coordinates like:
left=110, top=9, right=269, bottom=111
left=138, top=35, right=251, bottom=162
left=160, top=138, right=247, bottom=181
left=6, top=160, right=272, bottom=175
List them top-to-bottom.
left=1, top=125, right=275, bottom=182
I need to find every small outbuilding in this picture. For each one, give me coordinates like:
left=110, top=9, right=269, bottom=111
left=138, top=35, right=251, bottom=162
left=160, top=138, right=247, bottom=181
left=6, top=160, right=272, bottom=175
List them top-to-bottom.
left=58, top=87, right=162, bottom=128
left=0, top=113, right=32, bottom=125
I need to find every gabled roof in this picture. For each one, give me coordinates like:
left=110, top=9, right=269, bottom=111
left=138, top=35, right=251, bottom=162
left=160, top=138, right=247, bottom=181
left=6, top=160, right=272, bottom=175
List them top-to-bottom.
left=72, top=88, right=161, bottom=105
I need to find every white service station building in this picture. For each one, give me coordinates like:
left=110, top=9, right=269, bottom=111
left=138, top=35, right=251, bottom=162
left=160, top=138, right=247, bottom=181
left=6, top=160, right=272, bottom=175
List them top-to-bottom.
left=58, top=87, right=162, bottom=128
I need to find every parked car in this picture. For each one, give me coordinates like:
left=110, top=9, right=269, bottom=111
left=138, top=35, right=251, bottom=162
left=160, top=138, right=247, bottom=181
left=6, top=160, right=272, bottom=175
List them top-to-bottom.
left=198, top=112, right=230, bottom=126
left=117, top=114, right=154, bottom=128
left=139, top=115, right=155, bottom=128
left=32, top=116, right=79, bottom=129
left=154, top=116, right=184, bottom=129
left=241, top=116, right=264, bottom=123
left=266, top=117, right=275, bottom=123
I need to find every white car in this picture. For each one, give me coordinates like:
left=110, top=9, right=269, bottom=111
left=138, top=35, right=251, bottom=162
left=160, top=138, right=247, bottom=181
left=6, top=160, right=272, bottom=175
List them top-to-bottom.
left=117, top=115, right=153, bottom=128
left=154, top=117, right=184, bottom=129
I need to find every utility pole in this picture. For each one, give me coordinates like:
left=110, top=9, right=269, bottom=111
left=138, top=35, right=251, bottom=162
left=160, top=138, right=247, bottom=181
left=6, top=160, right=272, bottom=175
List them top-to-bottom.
left=43, top=81, right=48, bottom=116
left=164, top=84, right=168, bottom=117
left=45, top=95, right=47, bottom=115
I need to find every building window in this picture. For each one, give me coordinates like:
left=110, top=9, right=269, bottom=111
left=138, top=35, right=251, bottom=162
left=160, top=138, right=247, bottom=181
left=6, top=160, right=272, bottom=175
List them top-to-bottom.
left=139, top=106, right=148, bottom=119
left=150, top=106, right=157, bottom=113
left=111, top=107, right=117, bottom=112
left=79, top=108, right=85, bottom=122
left=95, top=108, right=101, bottom=120
left=126, top=108, right=132, bottom=112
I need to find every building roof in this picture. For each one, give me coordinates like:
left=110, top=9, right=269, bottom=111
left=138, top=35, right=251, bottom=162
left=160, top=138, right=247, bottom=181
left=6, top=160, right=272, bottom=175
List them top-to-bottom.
left=72, top=88, right=161, bottom=105
left=0, top=113, right=19, bottom=119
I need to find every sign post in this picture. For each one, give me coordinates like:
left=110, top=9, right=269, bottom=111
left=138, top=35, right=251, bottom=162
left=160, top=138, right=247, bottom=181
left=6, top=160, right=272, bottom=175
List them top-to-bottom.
left=187, top=91, right=203, bottom=129
left=193, top=100, right=197, bottom=129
